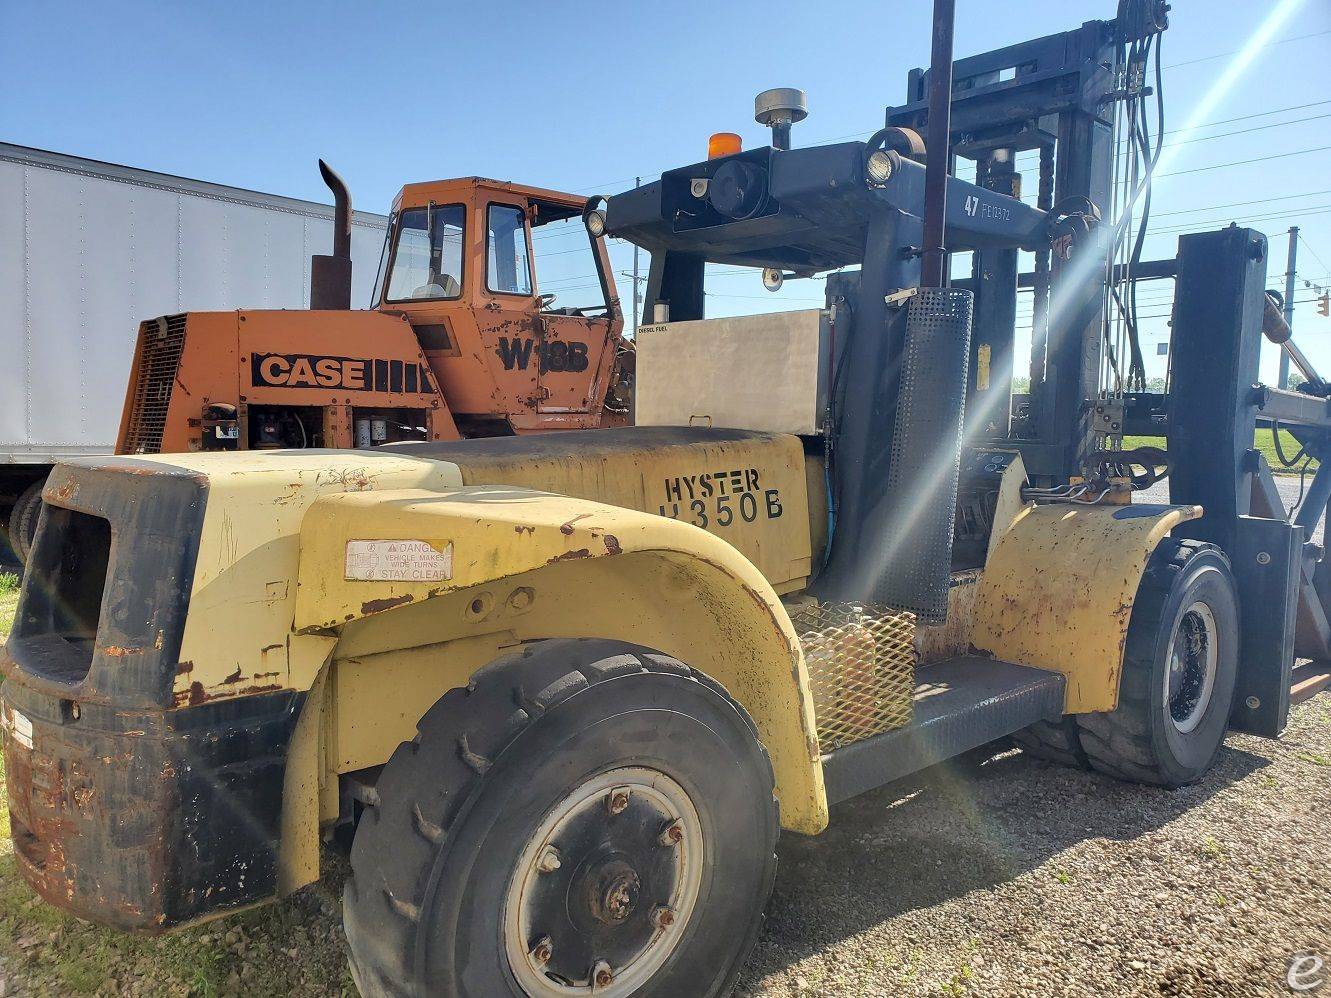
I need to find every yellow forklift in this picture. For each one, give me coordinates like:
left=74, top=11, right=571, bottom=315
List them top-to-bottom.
left=3, top=2, right=1326, bottom=995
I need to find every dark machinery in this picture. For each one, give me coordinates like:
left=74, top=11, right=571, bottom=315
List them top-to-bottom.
left=610, top=0, right=1328, bottom=752
left=6, top=4, right=1329, bottom=993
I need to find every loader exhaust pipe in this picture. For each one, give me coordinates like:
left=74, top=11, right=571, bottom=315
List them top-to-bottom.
left=310, top=159, right=353, bottom=310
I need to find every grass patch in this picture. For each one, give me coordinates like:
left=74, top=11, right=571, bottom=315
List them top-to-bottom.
left=1123, top=431, right=1319, bottom=475
left=0, top=571, right=18, bottom=641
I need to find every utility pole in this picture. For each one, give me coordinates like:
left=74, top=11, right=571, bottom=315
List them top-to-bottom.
left=632, top=176, right=641, bottom=337
left=1280, top=226, right=1298, bottom=389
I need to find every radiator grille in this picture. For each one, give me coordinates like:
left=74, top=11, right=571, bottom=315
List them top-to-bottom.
left=122, top=315, right=187, bottom=454
left=791, top=601, right=916, bottom=751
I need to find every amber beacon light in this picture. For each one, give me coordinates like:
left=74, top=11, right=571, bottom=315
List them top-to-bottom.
left=708, top=132, right=742, bottom=159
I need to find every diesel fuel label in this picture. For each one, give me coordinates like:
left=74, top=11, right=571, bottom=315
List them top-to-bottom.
left=658, top=467, right=783, bottom=529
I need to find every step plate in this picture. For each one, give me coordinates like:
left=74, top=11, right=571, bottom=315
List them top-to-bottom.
left=821, top=656, right=1066, bottom=806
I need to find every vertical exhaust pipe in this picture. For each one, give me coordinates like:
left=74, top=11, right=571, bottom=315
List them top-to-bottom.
left=813, top=0, right=973, bottom=624
left=310, top=159, right=353, bottom=310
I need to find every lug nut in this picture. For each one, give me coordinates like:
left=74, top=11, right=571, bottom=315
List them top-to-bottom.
left=607, top=788, right=630, bottom=815
left=658, top=819, right=684, bottom=846
left=536, top=847, right=562, bottom=874
left=651, top=905, right=676, bottom=929
left=530, top=936, right=553, bottom=965
left=592, top=960, right=613, bottom=989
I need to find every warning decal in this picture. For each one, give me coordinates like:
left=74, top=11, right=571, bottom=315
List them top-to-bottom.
left=345, top=540, right=454, bottom=582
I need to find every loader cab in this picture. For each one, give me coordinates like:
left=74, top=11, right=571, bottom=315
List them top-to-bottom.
left=373, top=178, right=626, bottom=435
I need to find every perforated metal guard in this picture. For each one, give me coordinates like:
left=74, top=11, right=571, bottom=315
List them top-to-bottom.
left=874, top=288, right=973, bottom=624
left=122, top=314, right=187, bottom=454
left=790, top=601, right=917, bottom=751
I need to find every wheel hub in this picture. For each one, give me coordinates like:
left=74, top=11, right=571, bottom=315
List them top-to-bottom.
left=1166, top=601, right=1218, bottom=734
left=505, top=767, right=704, bottom=996
left=589, top=862, right=641, bottom=925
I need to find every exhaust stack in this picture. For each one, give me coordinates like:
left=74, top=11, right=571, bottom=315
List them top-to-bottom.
left=310, top=159, right=353, bottom=310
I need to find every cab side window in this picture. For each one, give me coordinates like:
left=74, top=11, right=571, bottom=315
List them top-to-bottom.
left=385, top=204, right=465, bottom=302
left=486, top=204, right=533, bottom=296
left=530, top=212, right=609, bottom=315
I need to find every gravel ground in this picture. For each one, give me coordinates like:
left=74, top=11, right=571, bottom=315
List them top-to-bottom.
left=0, top=696, right=1327, bottom=997
left=737, top=696, right=1331, bottom=998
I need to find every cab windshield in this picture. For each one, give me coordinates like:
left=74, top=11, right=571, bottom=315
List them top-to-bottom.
left=381, top=204, right=465, bottom=302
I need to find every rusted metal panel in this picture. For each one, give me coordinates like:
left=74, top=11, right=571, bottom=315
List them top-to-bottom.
left=393, top=426, right=814, bottom=590
left=971, top=502, right=1201, bottom=713
left=2, top=685, right=303, bottom=932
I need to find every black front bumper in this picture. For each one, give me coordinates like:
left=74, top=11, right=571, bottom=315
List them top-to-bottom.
left=1, top=456, right=303, bottom=932
left=3, top=680, right=304, bottom=932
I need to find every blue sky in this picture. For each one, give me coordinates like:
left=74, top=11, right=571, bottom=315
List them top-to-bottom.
left=3, top=0, right=1330, bottom=381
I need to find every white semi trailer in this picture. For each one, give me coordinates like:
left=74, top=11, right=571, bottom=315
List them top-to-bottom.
left=0, top=142, right=389, bottom=563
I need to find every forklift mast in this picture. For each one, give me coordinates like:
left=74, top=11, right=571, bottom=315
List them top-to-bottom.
left=610, top=0, right=1331, bottom=737
left=609, top=4, right=1164, bottom=619
left=889, top=9, right=1165, bottom=480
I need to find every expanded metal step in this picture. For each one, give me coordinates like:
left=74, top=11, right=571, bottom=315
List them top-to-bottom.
left=821, top=656, right=1066, bottom=806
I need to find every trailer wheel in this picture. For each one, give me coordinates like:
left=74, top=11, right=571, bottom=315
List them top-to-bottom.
left=8, top=479, right=45, bottom=564
left=1076, top=539, right=1239, bottom=787
left=343, top=639, right=778, bottom=998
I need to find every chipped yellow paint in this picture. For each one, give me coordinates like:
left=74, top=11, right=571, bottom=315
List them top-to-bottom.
left=444, top=431, right=814, bottom=590
left=130, top=439, right=826, bottom=899
left=117, top=452, right=467, bottom=705
left=296, top=486, right=827, bottom=835
left=971, top=502, right=1202, bottom=713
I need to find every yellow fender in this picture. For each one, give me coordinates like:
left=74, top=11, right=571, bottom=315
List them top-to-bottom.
left=293, top=486, right=828, bottom=835
left=971, top=502, right=1202, bottom=713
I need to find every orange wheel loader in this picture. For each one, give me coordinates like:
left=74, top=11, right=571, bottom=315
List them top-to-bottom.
left=115, top=162, right=633, bottom=458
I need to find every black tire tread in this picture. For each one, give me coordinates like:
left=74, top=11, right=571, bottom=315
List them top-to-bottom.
left=9, top=479, right=44, bottom=564
left=1076, top=538, right=1217, bottom=787
left=343, top=638, right=777, bottom=998
left=1010, top=717, right=1088, bottom=769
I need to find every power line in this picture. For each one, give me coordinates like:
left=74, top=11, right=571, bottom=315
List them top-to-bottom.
left=1162, top=28, right=1331, bottom=70
left=566, top=30, right=1331, bottom=196
left=1153, top=98, right=1331, bottom=135
left=1153, top=112, right=1331, bottom=148
left=1009, top=115, right=1331, bottom=176
left=1152, top=145, right=1331, bottom=179
left=1150, top=190, right=1331, bottom=218
left=1145, top=205, right=1331, bottom=237
left=1298, top=233, right=1331, bottom=277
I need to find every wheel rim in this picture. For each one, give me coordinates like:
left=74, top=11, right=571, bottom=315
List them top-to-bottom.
left=1165, top=601, right=1218, bottom=734
left=504, top=767, right=704, bottom=996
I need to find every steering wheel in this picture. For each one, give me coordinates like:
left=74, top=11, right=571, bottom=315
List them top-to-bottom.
left=538, top=292, right=558, bottom=309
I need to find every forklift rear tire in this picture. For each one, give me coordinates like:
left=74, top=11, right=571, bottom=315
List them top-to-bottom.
left=8, top=479, right=45, bottom=564
left=1076, top=539, right=1239, bottom=788
left=343, top=639, right=779, bottom=997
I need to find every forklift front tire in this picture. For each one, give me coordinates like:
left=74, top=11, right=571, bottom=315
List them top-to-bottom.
left=1077, top=539, right=1240, bottom=788
left=343, top=639, right=779, bottom=998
